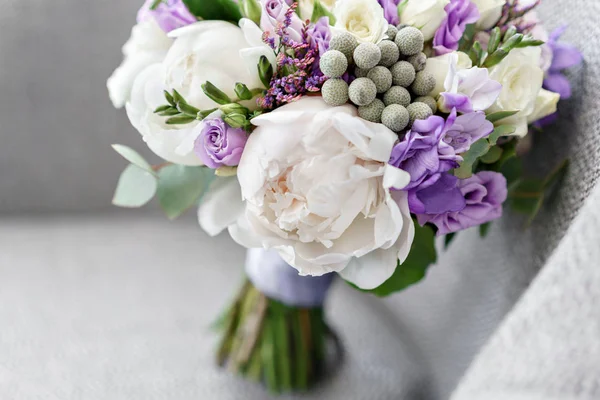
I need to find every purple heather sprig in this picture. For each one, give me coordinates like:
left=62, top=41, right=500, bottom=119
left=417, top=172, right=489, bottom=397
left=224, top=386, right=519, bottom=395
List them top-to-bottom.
left=258, top=3, right=327, bottom=109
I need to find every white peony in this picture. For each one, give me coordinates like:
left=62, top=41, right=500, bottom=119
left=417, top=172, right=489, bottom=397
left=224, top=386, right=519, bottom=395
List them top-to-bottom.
left=299, top=0, right=337, bottom=20
left=333, top=0, right=389, bottom=43
left=400, top=0, right=450, bottom=41
left=471, top=0, right=505, bottom=30
left=107, top=20, right=172, bottom=109
left=125, top=20, right=266, bottom=165
left=487, top=47, right=546, bottom=137
left=424, top=51, right=473, bottom=97
left=527, top=89, right=560, bottom=124
left=198, top=97, right=415, bottom=290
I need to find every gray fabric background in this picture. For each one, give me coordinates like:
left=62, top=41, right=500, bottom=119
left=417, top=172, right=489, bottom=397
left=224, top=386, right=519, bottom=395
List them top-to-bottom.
left=0, top=0, right=598, bottom=399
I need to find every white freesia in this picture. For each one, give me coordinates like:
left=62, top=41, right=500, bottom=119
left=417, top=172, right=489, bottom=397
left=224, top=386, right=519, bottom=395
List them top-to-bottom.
left=299, top=0, right=336, bottom=20
left=333, top=0, right=388, bottom=43
left=400, top=0, right=450, bottom=41
left=471, top=0, right=505, bottom=30
left=107, top=20, right=172, bottom=109
left=125, top=21, right=265, bottom=165
left=488, top=47, right=546, bottom=137
left=424, top=51, right=472, bottom=97
left=527, top=89, right=560, bottom=124
left=198, top=97, right=415, bottom=290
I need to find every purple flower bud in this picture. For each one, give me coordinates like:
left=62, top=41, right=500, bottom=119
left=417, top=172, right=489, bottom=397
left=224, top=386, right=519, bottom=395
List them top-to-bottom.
left=138, top=0, right=197, bottom=33
left=260, top=0, right=304, bottom=43
left=378, top=0, right=401, bottom=25
left=433, top=0, right=480, bottom=56
left=194, top=117, right=248, bottom=169
left=417, top=171, right=508, bottom=236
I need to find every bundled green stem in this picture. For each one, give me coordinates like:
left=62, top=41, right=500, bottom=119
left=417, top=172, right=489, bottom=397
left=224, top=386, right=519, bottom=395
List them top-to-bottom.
left=217, top=280, right=340, bottom=393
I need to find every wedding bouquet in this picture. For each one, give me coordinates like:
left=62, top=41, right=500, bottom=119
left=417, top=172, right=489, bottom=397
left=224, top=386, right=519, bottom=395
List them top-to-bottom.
left=107, top=0, right=581, bottom=393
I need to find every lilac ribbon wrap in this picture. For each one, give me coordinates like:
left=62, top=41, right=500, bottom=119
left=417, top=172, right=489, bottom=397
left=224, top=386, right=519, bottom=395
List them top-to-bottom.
left=245, top=248, right=335, bottom=308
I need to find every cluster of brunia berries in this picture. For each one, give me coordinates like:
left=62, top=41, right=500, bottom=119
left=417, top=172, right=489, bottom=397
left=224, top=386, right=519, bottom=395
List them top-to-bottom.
left=320, top=25, right=438, bottom=133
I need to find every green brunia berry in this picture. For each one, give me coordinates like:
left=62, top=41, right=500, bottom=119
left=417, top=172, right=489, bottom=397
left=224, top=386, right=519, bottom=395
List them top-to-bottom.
left=386, top=24, right=398, bottom=41
left=395, top=26, right=425, bottom=56
left=329, top=32, right=359, bottom=63
left=378, top=40, right=400, bottom=68
left=354, top=43, right=382, bottom=70
left=319, top=50, right=348, bottom=78
left=407, top=52, right=427, bottom=72
left=390, top=61, right=416, bottom=87
left=367, top=66, right=393, bottom=94
left=354, top=67, right=370, bottom=78
left=411, top=70, right=436, bottom=96
left=349, top=77, right=377, bottom=106
left=322, top=78, right=349, bottom=106
left=383, top=86, right=411, bottom=107
left=414, top=96, right=437, bottom=113
left=358, top=98, right=385, bottom=123
left=407, top=102, right=433, bottom=125
left=381, top=104, right=410, bottom=132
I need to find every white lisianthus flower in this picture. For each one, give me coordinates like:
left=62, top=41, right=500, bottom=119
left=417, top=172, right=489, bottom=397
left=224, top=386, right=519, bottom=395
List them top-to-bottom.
left=299, top=0, right=336, bottom=20
left=333, top=0, right=388, bottom=43
left=400, top=0, right=450, bottom=41
left=471, top=0, right=505, bottom=30
left=107, top=20, right=172, bottom=109
left=126, top=21, right=265, bottom=165
left=487, top=47, right=546, bottom=137
left=424, top=51, right=473, bottom=97
left=527, top=89, right=560, bottom=124
left=198, top=97, right=415, bottom=290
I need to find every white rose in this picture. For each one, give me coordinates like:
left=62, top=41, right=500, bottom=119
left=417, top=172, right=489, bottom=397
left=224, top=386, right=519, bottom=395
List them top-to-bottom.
left=299, top=0, right=336, bottom=20
left=333, top=0, right=388, bottom=43
left=400, top=0, right=450, bottom=41
left=471, top=0, right=504, bottom=30
left=107, top=20, right=172, bottom=109
left=125, top=21, right=265, bottom=165
left=488, top=47, right=545, bottom=137
left=424, top=51, right=472, bottom=97
left=527, top=89, right=560, bottom=124
left=198, top=97, right=415, bottom=290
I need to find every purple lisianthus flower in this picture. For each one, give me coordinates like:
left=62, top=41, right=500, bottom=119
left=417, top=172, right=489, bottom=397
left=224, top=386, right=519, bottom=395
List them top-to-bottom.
left=138, top=0, right=197, bottom=33
left=260, top=0, right=304, bottom=43
left=378, top=0, right=401, bottom=25
left=433, top=0, right=480, bottom=56
left=308, top=16, right=332, bottom=75
left=544, top=26, right=583, bottom=100
left=389, top=110, right=461, bottom=191
left=443, top=111, right=494, bottom=154
left=194, top=117, right=248, bottom=169
left=417, top=171, right=508, bottom=236
left=408, top=173, right=466, bottom=215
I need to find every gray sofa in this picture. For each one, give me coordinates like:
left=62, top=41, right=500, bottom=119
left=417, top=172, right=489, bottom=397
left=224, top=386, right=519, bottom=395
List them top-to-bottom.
left=1, top=1, right=599, bottom=399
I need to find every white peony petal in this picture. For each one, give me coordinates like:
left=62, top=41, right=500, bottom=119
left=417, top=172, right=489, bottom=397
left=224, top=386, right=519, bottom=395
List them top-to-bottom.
left=383, top=165, right=411, bottom=190
left=198, top=177, right=245, bottom=236
left=338, top=247, right=399, bottom=290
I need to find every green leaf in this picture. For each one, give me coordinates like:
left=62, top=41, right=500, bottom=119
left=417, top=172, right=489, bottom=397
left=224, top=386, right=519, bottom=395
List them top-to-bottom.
left=150, top=0, right=164, bottom=10
left=183, top=0, right=242, bottom=22
left=238, top=0, right=261, bottom=25
left=311, top=0, right=336, bottom=24
left=503, top=26, right=518, bottom=42
left=487, top=27, right=502, bottom=54
left=516, top=38, right=545, bottom=48
left=483, top=48, right=509, bottom=68
left=258, top=56, right=274, bottom=88
left=202, top=81, right=232, bottom=105
left=172, top=89, right=187, bottom=106
left=164, top=90, right=176, bottom=107
left=177, top=102, right=201, bottom=117
left=220, top=103, right=250, bottom=115
left=154, top=104, right=172, bottom=113
left=158, top=108, right=181, bottom=117
left=486, top=110, right=519, bottom=124
left=223, top=113, right=248, bottom=129
left=165, top=115, right=196, bottom=125
left=488, top=125, right=516, bottom=145
left=454, top=139, right=491, bottom=179
left=111, top=144, right=155, bottom=175
left=480, top=145, right=503, bottom=164
left=500, top=156, right=523, bottom=192
left=112, top=164, right=157, bottom=208
left=157, top=165, right=212, bottom=220
left=510, top=178, right=545, bottom=223
left=479, top=222, right=491, bottom=238
left=366, top=223, right=437, bottom=297
left=444, top=232, right=457, bottom=249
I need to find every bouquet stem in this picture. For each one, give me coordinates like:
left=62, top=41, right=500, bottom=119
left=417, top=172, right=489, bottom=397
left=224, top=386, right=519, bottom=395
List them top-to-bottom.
left=217, top=278, right=339, bottom=393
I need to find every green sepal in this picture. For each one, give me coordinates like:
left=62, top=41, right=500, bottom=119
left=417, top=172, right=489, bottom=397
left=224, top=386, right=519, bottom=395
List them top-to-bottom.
left=183, top=0, right=242, bottom=22
left=234, top=83, right=254, bottom=101
left=223, top=113, right=248, bottom=129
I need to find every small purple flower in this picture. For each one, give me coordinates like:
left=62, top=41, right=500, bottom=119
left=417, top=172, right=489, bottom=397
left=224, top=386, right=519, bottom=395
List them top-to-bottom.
left=137, top=0, right=197, bottom=33
left=260, top=0, right=304, bottom=43
left=378, top=0, right=401, bottom=25
left=433, top=0, right=480, bottom=56
left=308, top=17, right=332, bottom=57
left=544, top=26, right=583, bottom=100
left=389, top=110, right=461, bottom=191
left=443, top=111, right=494, bottom=154
left=194, top=117, right=248, bottom=169
left=417, top=171, right=508, bottom=236
left=408, top=173, right=466, bottom=215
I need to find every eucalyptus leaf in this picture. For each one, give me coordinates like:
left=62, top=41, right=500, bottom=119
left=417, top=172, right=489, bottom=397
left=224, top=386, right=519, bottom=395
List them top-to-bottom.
left=183, top=0, right=242, bottom=22
left=486, top=110, right=519, bottom=124
left=488, top=125, right=516, bottom=145
left=454, top=139, right=491, bottom=179
left=111, top=144, right=155, bottom=175
left=480, top=145, right=503, bottom=164
left=112, top=164, right=157, bottom=208
left=157, top=165, right=211, bottom=220
left=365, top=222, right=437, bottom=297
